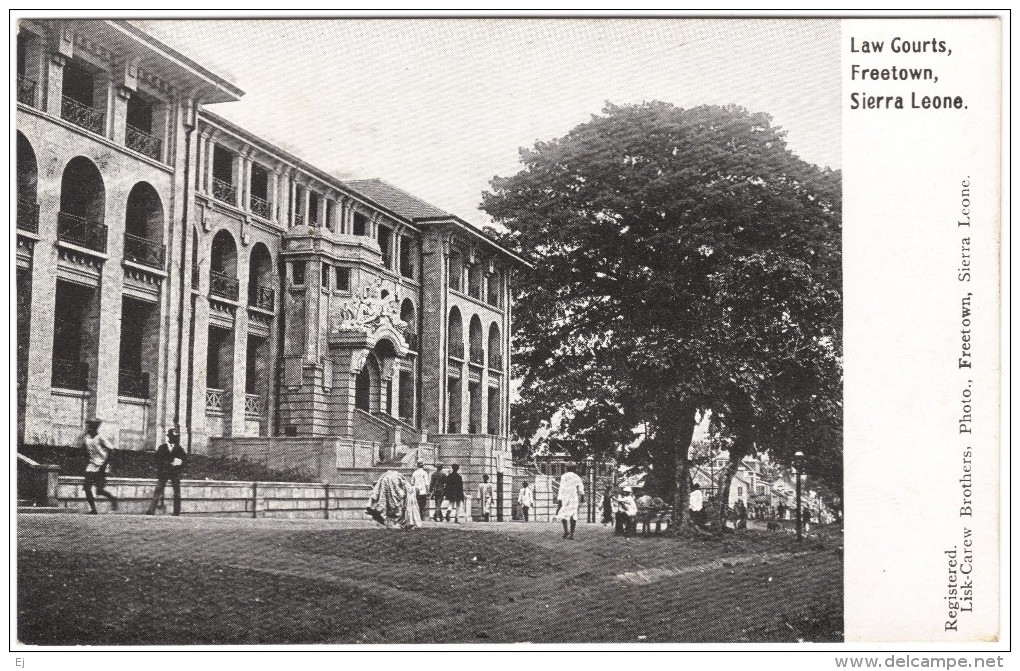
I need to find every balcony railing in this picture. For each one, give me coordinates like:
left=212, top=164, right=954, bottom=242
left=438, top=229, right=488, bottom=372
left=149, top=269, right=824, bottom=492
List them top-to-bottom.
left=17, top=74, right=36, bottom=107
left=61, top=95, right=105, bottom=135
left=125, top=124, right=162, bottom=161
left=211, top=177, right=236, bottom=205
left=250, top=194, right=272, bottom=220
left=17, top=198, right=39, bottom=234
left=57, top=211, right=108, bottom=253
left=124, top=233, right=165, bottom=269
left=191, top=264, right=200, bottom=290
left=209, top=270, right=240, bottom=301
left=248, top=285, right=275, bottom=311
left=449, top=340, right=464, bottom=359
left=470, top=346, right=484, bottom=366
left=489, top=353, right=504, bottom=370
left=52, top=358, right=88, bottom=391
left=118, top=369, right=150, bottom=399
left=206, top=387, right=225, bottom=412
left=244, top=393, right=264, bottom=418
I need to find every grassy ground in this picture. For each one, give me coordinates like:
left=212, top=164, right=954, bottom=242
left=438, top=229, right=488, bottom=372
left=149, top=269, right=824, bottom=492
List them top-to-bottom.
left=17, top=514, right=842, bottom=645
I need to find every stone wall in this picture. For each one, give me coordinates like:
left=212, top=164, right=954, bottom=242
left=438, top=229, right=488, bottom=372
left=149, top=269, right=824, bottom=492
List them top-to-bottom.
left=55, top=475, right=373, bottom=519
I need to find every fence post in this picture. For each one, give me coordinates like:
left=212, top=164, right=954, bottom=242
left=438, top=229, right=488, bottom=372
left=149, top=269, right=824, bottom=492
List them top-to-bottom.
left=252, top=481, right=258, bottom=519
left=324, top=483, right=330, bottom=520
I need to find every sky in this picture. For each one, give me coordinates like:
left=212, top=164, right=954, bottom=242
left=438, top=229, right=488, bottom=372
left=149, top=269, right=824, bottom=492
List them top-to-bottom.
left=135, top=18, right=841, bottom=229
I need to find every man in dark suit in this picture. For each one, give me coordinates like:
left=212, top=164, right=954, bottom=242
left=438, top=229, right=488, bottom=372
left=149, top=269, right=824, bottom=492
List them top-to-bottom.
left=145, top=427, right=187, bottom=516
left=429, top=463, right=446, bottom=522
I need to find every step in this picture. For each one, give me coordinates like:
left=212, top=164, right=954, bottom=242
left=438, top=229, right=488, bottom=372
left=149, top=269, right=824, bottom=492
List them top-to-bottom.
left=334, top=466, right=413, bottom=486
left=17, top=505, right=75, bottom=514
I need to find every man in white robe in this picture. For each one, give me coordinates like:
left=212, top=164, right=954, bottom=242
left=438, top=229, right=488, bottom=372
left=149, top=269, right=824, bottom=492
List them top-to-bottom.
left=555, top=464, right=585, bottom=539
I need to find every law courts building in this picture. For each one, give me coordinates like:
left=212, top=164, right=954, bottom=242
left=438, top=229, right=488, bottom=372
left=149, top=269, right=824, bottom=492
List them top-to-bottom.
left=16, top=20, right=527, bottom=498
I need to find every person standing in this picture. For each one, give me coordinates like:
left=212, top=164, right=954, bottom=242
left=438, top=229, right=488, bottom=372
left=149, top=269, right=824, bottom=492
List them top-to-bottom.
left=82, top=419, right=118, bottom=514
left=145, top=427, right=187, bottom=516
left=411, top=460, right=431, bottom=520
left=429, top=463, right=446, bottom=522
left=444, top=464, right=465, bottom=523
left=555, top=464, right=585, bottom=539
left=477, top=474, right=495, bottom=522
left=518, top=481, right=534, bottom=522
left=689, top=482, right=705, bottom=528
left=601, top=486, right=614, bottom=525
left=615, top=487, right=638, bottom=536
left=636, top=489, right=655, bottom=535
left=735, top=499, right=748, bottom=531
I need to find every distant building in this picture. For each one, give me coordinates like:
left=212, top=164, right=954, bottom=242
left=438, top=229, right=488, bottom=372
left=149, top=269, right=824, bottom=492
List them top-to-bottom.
left=16, top=20, right=528, bottom=514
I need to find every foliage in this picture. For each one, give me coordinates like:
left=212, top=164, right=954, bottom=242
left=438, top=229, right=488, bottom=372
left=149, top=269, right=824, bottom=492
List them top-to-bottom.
left=483, top=101, right=842, bottom=520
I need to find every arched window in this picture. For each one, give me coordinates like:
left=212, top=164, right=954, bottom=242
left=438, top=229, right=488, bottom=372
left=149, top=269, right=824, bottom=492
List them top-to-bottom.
left=16, top=133, right=38, bottom=233
left=58, top=157, right=106, bottom=252
left=124, top=182, right=165, bottom=268
left=209, top=230, right=239, bottom=300
left=248, top=243, right=274, bottom=310
left=487, top=270, right=501, bottom=307
left=400, top=299, right=417, bottom=350
left=447, top=307, right=463, bottom=359
left=469, top=315, right=484, bottom=365
left=488, top=323, right=503, bottom=370
left=356, top=354, right=381, bottom=412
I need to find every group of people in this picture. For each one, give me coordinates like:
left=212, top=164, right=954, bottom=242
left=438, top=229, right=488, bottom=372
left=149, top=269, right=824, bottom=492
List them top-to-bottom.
left=80, top=418, right=187, bottom=516
left=368, top=462, right=508, bottom=528
left=601, top=485, right=670, bottom=537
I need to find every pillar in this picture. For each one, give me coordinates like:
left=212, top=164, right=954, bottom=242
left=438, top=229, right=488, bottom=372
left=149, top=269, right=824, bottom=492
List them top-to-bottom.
left=43, top=53, right=66, bottom=117
left=111, top=86, right=130, bottom=145
left=269, top=171, right=280, bottom=222
left=93, top=191, right=128, bottom=442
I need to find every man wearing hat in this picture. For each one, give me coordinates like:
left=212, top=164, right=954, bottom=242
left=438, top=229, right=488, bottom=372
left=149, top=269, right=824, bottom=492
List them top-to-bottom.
left=82, top=419, right=118, bottom=514
left=145, top=426, right=187, bottom=516
left=410, top=459, right=431, bottom=521
left=615, top=486, right=638, bottom=537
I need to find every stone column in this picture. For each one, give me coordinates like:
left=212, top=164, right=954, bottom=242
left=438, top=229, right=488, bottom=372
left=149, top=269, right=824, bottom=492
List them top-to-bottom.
left=43, top=53, right=66, bottom=117
left=111, top=86, right=131, bottom=146
left=205, top=135, right=216, bottom=194
left=233, top=153, right=244, bottom=210
left=241, top=155, right=252, bottom=211
left=269, top=171, right=279, bottom=222
left=301, top=186, right=311, bottom=227
left=94, top=192, right=128, bottom=442
left=316, top=195, right=326, bottom=229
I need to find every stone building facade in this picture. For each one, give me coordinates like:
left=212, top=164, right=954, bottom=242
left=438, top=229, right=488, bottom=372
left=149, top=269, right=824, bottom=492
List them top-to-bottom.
left=16, top=20, right=525, bottom=515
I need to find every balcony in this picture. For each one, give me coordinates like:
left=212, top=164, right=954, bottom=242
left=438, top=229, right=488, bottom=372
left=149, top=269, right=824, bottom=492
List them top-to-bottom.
left=17, top=74, right=36, bottom=107
left=61, top=96, right=105, bottom=135
left=125, top=124, right=162, bottom=162
left=211, top=177, right=236, bottom=205
left=250, top=194, right=272, bottom=220
left=17, top=198, right=39, bottom=234
left=57, top=211, right=108, bottom=253
left=124, top=233, right=165, bottom=269
left=191, top=264, right=200, bottom=290
left=209, top=270, right=240, bottom=301
left=248, top=285, right=275, bottom=311
left=449, top=341, right=464, bottom=360
left=470, top=347, right=484, bottom=366
left=52, top=358, right=88, bottom=391
left=118, top=369, right=150, bottom=399
left=205, top=387, right=226, bottom=413
left=244, top=393, right=264, bottom=419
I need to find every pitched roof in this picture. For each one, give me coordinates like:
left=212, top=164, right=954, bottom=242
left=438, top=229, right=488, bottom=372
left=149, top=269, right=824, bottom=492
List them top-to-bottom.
left=343, top=178, right=450, bottom=221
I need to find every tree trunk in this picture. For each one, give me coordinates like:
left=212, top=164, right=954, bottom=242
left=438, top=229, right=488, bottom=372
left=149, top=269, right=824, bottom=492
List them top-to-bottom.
left=667, top=402, right=700, bottom=532
left=715, top=445, right=745, bottom=535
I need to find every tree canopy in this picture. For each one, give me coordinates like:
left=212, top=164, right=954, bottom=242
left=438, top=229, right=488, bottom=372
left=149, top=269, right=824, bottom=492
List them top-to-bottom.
left=482, top=101, right=842, bottom=524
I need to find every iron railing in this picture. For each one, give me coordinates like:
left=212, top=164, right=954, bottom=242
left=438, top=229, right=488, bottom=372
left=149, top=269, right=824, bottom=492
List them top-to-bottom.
left=17, top=74, right=36, bottom=107
left=61, top=95, right=105, bottom=135
left=125, top=124, right=162, bottom=161
left=211, top=177, right=236, bottom=205
left=250, top=194, right=272, bottom=220
left=17, top=198, right=39, bottom=234
left=57, top=211, right=108, bottom=253
left=123, top=233, right=165, bottom=269
left=400, top=261, right=415, bottom=279
left=191, top=264, right=200, bottom=290
left=209, top=270, right=240, bottom=301
left=249, top=285, right=275, bottom=311
left=404, top=331, right=419, bottom=351
left=489, top=352, right=504, bottom=370
left=52, top=358, right=88, bottom=390
left=118, top=369, right=150, bottom=399
left=206, top=387, right=226, bottom=412
left=245, top=393, right=264, bottom=418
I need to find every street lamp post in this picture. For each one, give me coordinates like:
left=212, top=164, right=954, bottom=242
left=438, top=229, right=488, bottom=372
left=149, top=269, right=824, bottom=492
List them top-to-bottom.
left=794, top=451, right=805, bottom=541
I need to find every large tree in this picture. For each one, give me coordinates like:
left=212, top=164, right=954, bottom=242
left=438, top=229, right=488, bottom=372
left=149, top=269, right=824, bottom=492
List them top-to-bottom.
left=483, top=102, right=841, bottom=529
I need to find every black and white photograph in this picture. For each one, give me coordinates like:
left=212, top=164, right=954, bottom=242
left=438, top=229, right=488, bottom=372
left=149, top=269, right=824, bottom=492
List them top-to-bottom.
left=11, top=12, right=1003, bottom=656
